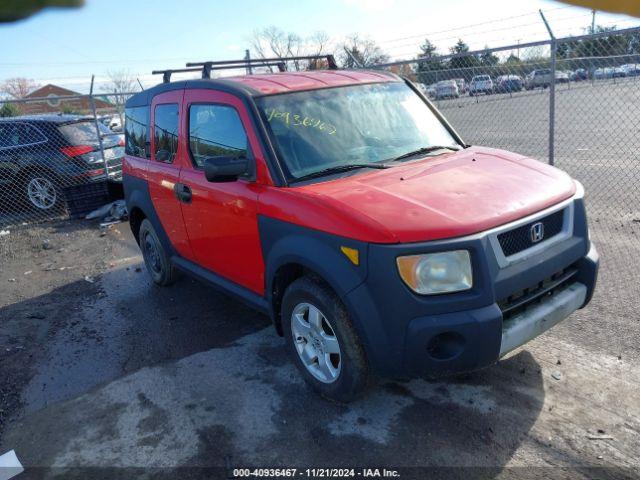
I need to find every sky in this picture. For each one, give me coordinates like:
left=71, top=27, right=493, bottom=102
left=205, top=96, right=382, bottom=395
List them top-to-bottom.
left=0, top=0, right=638, bottom=93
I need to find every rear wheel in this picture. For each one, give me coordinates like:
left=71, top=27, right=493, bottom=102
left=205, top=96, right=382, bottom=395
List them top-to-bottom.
left=23, top=173, right=61, bottom=211
left=139, top=218, right=178, bottom=286
left=282, top=276, right=369, bottom=402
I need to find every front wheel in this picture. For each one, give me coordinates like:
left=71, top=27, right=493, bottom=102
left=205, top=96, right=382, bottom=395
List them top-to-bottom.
left=282, top=276, right=369, bottom=402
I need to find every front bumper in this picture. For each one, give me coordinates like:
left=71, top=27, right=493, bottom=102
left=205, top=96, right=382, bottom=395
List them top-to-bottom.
left=343, top=194, right=599, bottom=378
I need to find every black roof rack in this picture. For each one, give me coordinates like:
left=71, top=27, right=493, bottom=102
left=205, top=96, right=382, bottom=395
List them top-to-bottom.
left=152, top=55, right=338, bottom=84
left=152, top=62, right=286, bottom=83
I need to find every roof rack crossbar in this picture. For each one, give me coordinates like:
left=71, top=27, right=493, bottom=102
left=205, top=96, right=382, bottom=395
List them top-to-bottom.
left=187, top=54, right=338, bottom=70
left=202, top=61, right=287, bottom=76
left=152, top=67, right=202, bottom=83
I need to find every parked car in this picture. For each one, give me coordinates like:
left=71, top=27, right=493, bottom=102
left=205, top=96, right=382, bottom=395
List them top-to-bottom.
left=622, top=64, right=640, bottom=76
left=613, top=66, right=627, bottom=78
left=124, top=67, right=598, bottom=401
left=593, top=67, right=614, bottom=80
left=571, top=68, right=588, bottom=81
left=525, top=69, right=552, bottom=89
left=555, top=71, right=570, bottom=83
left=469, top=75, right=493, bottom=95
left=494, top=75, right=523, bottom=93
left=453, top=78, right=467, bottom=94
left=435, top=80, right=460, bottom=99
left=426, top=83, right=437, bottom=98
left=0, top=115, right=123, bottom=211
left=109, top=115, right=123, bottom=132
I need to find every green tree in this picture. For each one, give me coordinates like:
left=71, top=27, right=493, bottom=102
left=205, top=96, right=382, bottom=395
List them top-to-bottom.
left=573, top=26, right=628, bottom=58
left=416, top=39, right=442, bottom=84
left=449, top=39, right=478, bottom=70
left=479, top=46, right=499, bottom=67
left=506, top=53, right=521, bottom=65
left=0, top=102, right=21, bottom=117
left=61, top=103, right=79, bottom=115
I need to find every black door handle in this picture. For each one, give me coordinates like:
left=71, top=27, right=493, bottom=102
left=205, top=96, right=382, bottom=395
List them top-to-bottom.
left=174, top=183, right=192, bottom=204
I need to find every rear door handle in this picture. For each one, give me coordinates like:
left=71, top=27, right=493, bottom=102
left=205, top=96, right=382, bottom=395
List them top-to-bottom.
left=174, top=183, right=192, bottom=204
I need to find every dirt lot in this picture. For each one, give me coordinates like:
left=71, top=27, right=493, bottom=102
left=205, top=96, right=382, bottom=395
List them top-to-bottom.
left=0, top=218, right=638, bottom=480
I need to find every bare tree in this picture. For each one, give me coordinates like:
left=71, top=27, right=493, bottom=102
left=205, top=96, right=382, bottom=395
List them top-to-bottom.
left=249, top=27, right=332, bottom=71
left=307, top=31, right=331, bottom=70
left=339, top=35, right=389, bottom=68
left=101, top=70, right=138, bottom=124
left=0, top=77, right=40, bottom=99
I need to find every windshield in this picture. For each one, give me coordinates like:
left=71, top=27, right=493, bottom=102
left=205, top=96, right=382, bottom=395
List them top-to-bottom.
left=255, top=82, right=459, bottom=180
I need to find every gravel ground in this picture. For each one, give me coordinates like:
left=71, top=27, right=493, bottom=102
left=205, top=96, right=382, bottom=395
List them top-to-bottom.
left=0, top=218, right=638, bottom=480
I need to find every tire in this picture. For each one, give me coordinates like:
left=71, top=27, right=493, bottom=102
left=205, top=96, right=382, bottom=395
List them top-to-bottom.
left=22, top=172, right=62, bottom=212
left=139, top=218, right=178, bottom=286
left=282, top=276, right=369, bottom=402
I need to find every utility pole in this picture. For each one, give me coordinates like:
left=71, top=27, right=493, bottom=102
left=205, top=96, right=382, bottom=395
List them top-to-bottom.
left=591, top=9, right=596, bottom=34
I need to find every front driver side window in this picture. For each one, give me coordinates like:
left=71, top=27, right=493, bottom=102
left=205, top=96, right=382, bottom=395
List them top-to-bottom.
left=188, top=104, right=249, bottom=168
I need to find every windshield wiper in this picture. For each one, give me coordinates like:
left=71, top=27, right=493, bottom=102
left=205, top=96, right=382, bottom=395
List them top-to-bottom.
left=389, top=145, right=460, bottom=162
left=291, top=163, right=390, bottom=183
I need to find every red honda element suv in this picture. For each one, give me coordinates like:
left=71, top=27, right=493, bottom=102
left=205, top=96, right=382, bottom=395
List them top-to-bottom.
left=123, top=59, right=598, bottom=402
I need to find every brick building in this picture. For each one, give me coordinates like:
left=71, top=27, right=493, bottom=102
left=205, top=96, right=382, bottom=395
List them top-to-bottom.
left=20, top=84, right=113, bottom=115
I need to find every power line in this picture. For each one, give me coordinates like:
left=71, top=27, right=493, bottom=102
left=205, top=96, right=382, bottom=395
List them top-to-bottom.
left=380, top=4, right=575, bottom=44
left=382, top=12, right=593, bottom=53
left=383, top=14, right=640, bottom=56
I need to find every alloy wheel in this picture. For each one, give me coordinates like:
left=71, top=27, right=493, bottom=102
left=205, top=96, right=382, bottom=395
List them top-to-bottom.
left=27, top=177, right=57, bottom=210
left=291, top=302, right=342, bottom=384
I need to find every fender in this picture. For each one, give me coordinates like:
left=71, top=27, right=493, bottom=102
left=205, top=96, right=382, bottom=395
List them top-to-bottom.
left=123, top=173, right=176, bottom=257
left=258, top=215, right=373, bottom=340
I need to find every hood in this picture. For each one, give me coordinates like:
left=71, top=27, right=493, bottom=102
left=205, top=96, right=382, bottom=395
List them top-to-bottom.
left=296, top=146, right=576, bottom=243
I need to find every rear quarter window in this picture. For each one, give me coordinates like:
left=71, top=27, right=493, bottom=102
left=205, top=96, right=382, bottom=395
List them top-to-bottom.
left=125, top=106, right=149, bottom=158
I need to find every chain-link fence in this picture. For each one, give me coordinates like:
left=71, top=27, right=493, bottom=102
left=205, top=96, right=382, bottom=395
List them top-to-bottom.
left=376, top=26, right=640, bottom=301
left=0, top=90, right=136, bottom=228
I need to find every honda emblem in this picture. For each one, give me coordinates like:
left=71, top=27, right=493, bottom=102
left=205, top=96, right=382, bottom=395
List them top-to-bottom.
left=530, top=222, right=545, bottom=243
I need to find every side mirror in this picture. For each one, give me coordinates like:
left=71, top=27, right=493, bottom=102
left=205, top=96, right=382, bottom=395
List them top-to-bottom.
left=156, top=149, right=172, bottom=162
left=204, top=156, right=248, bottom=182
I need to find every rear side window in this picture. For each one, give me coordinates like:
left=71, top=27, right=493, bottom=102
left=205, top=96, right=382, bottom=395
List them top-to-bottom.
left=154, top=104, right=179, bottom=163
left=188, top=104, right=248, bottom=168
left=125, top=106, right=149, bottom=158
left=58, top=121, right=110, bottom=146
left=0, top=123, right=20, bottom=148
left=0, top=123, right=47, bottom=148
left=19, top=124, right=47, bottom=145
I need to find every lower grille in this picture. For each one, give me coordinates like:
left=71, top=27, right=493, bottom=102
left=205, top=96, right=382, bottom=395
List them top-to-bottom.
left=498, top=209, right=565, bottom=257
left=498, top=267, right=578, bottom=321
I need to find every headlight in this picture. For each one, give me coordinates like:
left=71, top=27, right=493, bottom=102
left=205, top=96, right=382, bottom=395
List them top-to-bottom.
left=396, top=250, right=472, bottom=295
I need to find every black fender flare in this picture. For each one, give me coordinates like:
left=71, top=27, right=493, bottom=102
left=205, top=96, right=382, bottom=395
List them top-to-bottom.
left=123, top=174, right=175, bottom=256
left=259, top=216, right=369, bottom=339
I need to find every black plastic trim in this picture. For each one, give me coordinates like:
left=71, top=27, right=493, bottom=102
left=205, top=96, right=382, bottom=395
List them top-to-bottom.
left=171, top=255, right=270, bottom=315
